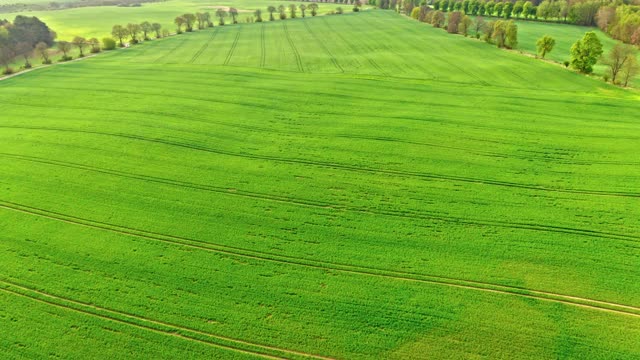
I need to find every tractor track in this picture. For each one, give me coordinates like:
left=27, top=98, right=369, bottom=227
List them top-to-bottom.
left=282, top=22, right=305, bottom=73
left=1, top=125, right=639, bottom=199
left=1, top=152, right=639, bottom=243
left=1, top=200, right=640, bottom=319
left=0, top=279, right=333, bottom=360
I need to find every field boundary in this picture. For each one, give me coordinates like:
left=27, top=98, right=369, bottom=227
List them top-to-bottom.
left=2, top=200, right=640, bottom=319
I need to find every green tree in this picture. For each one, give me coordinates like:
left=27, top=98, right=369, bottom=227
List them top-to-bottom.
left=513, top=1, right=524, bottom=18
left=522, top=1, right=532, bottom=19
left=503, top=2, right=513, bottom=18
left=310, top=3, right=319, bottom=16
left=289, top=4, right=297, bottom=18
left=278, top=5, right=287, bottom=20
left=300, top=5, right=307, bottom=17
left=267, top=6, right=277, bottom=21
left=216, top=8, right=227, bottom=25
left=229, top=8, right=239, bottom=24
left=255, top=9, right=263, bottom=22
left=182, top=13, right=196, bottom=31
left=174, top=16, right=185, bottom=33
left=505, top=20, right=517, bottom=48
left=140, top=21, right=153, bottom=40
left=126, top=23, right=141, bottom=43
left=152, top=23, right=162, bottom=38
left=111, top=25, right=128, bottom=47
left=570, top=31, right=603, bottom=74
left=536, top=35, right=555, bottom=58
left=72, top=36, right=87, bottom=57
left=88, top=37, right=100, bottom=53
left=102, top=37, right=116, bottom=50
left=57, top=40, right=72, bottom=60
left=35, top=41, right=50, bottom=63
left=602, top=44, right=637, bottom=84
left=620, top=56, right=639, bottom=87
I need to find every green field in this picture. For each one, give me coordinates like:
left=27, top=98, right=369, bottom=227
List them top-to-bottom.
left=1, top=10, right=640, bottom=359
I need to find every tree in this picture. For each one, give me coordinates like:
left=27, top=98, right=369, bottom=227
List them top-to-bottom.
left=485, top=1, right=494, bottom=15
left=513, top=1, right=524, bottom=18
left=522, top=1, right=532, bottom=19
left=495, top=2, right=504, bottom=17
left=503, top=2, right=513, bottom=19
left=310, top=3, right=319, bottom=16
left=289, top=4, right=297, bottom=18
left=300, top=4, right=307, bottom=17
left=278, top=5, right=287, bottom=20
left=267, top=6, right=277, bottom=21
left=229, top=8, right=239, bottom=24
left=216, top=9, right=227, bottom=26
left=255, top=9, right=263, bottom=22
left=431, top=10, right=445, bottom=27
left=447, top=11, right=462, bottom=34
left=203, top=12, right=213, bottom=27
left=182, top=13, right=196, bottom=31
left=195, top=13, right=206, bottom=29
left=459, top=15, right=473, bottom=36
left=8, top=16, right=56, bottom=48
left=175, top=16, right=186, bottom=33
left=474, top=16, right=485, bottom=38
left=492, top=20, right=507, bottom=47
left=505, top=20, right=517, bottom=48
left=141, top=21, right=153, bottom=40
left=126, top=23, right=141, bottom=43
left=152, top=23, right=162, bottom=38
left=111, top=25, right=128, bottom=47
left=570, top=31, right=603, bottom=74
left=536, top=35, right=555, bottom=58
left=72, top=36, right=87, bottom=57
left=88, top=37, right=100, bottom=53
left=102, top=37, right=116, bottom=50
left=57, top=40, right=72, bottom=60
left=35, top=41, right=50, bottom=64
left=15, top=42, right=33, bottom=68
left=602, top=44, right=637, bottom=84
left=620, top=56, right=639, bottom=87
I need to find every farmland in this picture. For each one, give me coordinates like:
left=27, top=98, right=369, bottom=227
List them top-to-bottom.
left=1, top=10, right=640, bottom=359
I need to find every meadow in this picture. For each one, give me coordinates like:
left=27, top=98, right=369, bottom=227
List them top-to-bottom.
left=1, top=10, right=640, bottom=359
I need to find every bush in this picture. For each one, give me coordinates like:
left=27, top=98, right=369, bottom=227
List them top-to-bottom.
left=353, top=6, right=360, bottom=11
left=336, top=7, right=344, bottom=13
left=102, top=37, right=117, bottom=50
left=60, top=56, right=73, bottom=62
left=43, top=59, right=52, bottom=64
left=563, top=60, right=570, bottom=67
left=23, top=63, right=32, bottom=69
left=2, top=67, right=14, bottom=75
left=603, top=74, right=610, bottom=82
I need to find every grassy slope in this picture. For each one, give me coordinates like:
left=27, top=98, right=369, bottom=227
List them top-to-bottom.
left=1, top=11, right=639, bottom=359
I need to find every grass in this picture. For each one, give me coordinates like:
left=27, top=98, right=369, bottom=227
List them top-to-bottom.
left=1, top=10, right=640, bottom=359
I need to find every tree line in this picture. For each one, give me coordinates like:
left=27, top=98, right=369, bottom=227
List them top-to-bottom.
left=411, top=8, right=519, bottom=48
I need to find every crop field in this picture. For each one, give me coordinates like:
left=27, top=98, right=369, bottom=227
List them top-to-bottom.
left=1, top=10, right=640, bottom=359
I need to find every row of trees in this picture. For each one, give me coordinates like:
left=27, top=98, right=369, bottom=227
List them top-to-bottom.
left=597, top=5, right=640, bottom=46
left=411, top=8, right=519, bottom=48
left=0, top=16, right=57, bottom=74
left=111, top=22, right=165, bottom=46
